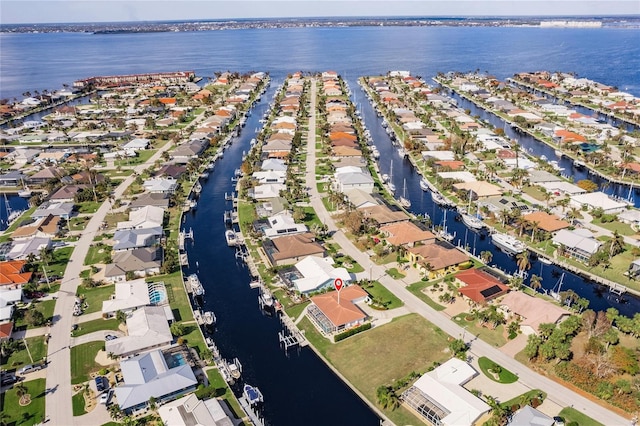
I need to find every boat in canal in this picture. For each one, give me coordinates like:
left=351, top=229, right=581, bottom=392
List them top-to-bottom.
left=419, top=178, right=430, bottom=192
left=398, top=179, right=411, bottom=208
left=431, top=191, right=453, bottom=208
left=460, top=213, right=485, bottom=231
left=225, top=229, right=239, bottom=246
left=490, top=232, right=527, bottom=256
left=188, top=274, right=205, bottom=296
left=203, top=311, right=216, bottom=326
left=243, top=384, right=264, bottom=405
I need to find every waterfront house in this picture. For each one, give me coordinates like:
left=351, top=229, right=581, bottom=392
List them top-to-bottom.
left=122, top=138, right=150, bottom=151
left=171, top=139, right=209, bottom=163
left=331, top=146, right=361, bottom=158
left=7, top=149, right=40, bottom=166
left=260, top=159, right=287, bottom=172
left=155, top=164, right=186, bottom=179
left=26, top=167, right=65, bottom=186
left=333, top=168, right=374, bottom=193
left=0, top=170, right=27, bottom=186
left=252, top=170, right=286, bottom=185
left=143, top=177, right=177, bottom=194
left=538, top=180, right=586, bottom=196
left=453, top=181, right=504, bottom=200
left=249, top=183, right=286, bottom=200
left=49, top=185, right=90, bottom=202
left=345, top=189, right=378, bottom=209
left=569, top=192, right=628, bottom=214
left=129, top=193, right=170, bottom=210
left=478, top=196, right=532, bottom=216
left=32, top=201, right=74, bottom=221
left=360, top=204, right=409, bottom=226
left=117, top=205, right=165, bottom=231
left=618, top=209, right=640, bottom=226
left=254, top=211, right=308, bottom=239
left=522, top=211, right=570, bottom=234
left=11, top=215, right=61, bottom=240
left=380, top=222, right=436, bottom=247
left=113, top=227, right=163, bottom=252
left=552, top=228, right=602, bottom=263
left=263, top=233, right=325, bottom=267
left=6, top=237, right=51, bottom=261
left=407, top=242, right=470, bottom=279
left=104, top=247, right=163, bottom=283
left=287, top=256, right=351, bottom=294
left=0, top=260, right=32, bottom=290
left=456, top=269, right=509, bottom=305
left=101, top=278, right=151, bottom=315
left=307, top=285, right=368, bottom=335
left=500, top=292, right=571, bottom=335
left=105, top=306, right=172, bottom=357
left=114, top=348, right=197, bottom=414
left=401, top=358, right=489, bottom=426
left=158, top=394, right=234, bottom=426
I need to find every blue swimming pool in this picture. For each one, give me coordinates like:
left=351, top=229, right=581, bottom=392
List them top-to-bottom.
left=148, top=287, right=167, bottom=305
left=165, top=352, right=186, bottom=369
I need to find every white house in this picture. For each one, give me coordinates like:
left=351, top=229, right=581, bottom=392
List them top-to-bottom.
left=333, top=169, right=374, bottom=193
left=143, top=177, right=177, bottom=194
left=250, top=183, right=286, bottom=200
left=570, top=192, right=629, bottom=214
left=117, top=205, right=165, bottom=230
left=261, top=211, right=308, bottom=239
left=552, top=228, right=602, bottom=263
left=291, top=256, right=351, bottom=294
left=101, top=279, right=151, bottom=315
left=105, top=306, right=173, bottom=357
left=401, top=358, right=489, bottom=426
left=158, top=394, right=234, bottom=426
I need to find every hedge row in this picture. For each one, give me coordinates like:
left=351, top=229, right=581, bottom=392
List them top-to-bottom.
left=334, top=322, right=372, bottom=342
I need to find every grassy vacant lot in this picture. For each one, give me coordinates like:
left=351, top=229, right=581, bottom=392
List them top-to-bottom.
left=76, top=201, right=103, bottom=214
left=302, top=206, right=322, bottom=229
left=591, top=217, right=636, bottom=236
left=84, top=243, right=112, bottom=265
left=47, top=246, right=74, bottom=277
left=386, top=268, right=406, bottom=279
left=406, top=280, right=446, bottom=311
left=76, top=283, right=114, bottom=315
left=452, top=313, right=507, bottom=348
left=312, top=314, right=451, bottom=426
left=72, top=318, right=120, bottom=337
left=1, top=336, right=46, bottom=370
left=71, top=341, right=105, bottom=384
left=2, top=378, right=46, bottom=425
left=558, top=407, right=603, bottom=426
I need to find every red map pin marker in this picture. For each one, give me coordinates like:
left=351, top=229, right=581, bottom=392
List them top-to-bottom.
left=334, top=278, right=344, bottom=292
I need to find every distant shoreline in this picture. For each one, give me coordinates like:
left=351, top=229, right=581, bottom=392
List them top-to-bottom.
left=2, top=15, right=639, bottom=34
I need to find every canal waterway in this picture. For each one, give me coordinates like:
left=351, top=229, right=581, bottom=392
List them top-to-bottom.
left=350, top=78, right=640, bottom=318
left=182, top=79, right=380, bottom=425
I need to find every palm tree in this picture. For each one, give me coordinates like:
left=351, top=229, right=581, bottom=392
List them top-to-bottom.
left=529, top=220, right=540, bottom=242
left=480, top=250, right=493, bottom=264
left=516, top=250, right=531, bottom=273
left=529, top=274, right=543, bottom=292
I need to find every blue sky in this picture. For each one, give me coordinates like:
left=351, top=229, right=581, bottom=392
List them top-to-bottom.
left=2, top=0, right=639, bottom=24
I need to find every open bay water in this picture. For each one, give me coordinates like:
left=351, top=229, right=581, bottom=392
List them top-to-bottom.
left=2, top=24, right=640, bottom=424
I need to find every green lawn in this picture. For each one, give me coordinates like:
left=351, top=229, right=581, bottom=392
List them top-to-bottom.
left=113, top=149, right=157, bottom=167
left=316, top=182, right=328, bottom=193
left=321, top=197, right=337, bottom=212
left=76, top=201, right=103, bottom=214
left=237, top=201, right=257, bottom=234
left=302, top=206, right=323, bottom=229
left=590, top=217, right=636, bottom=236
left=83, top=243, right=112, bottom=265
left=48, top=246, right=74, bottom=277
left=386, top=268, right=406, bottom=279
left=151, top=271, right=194, bottom=323
left=361, top=280, right=404, bottom=309
left=406, top=280, right=446, bottom=311
left=76, top=283, right=114, bottom=315
left=15, top=299, right=55, bottom=329
left=451, top=313, right=507, bottom=347
left=320, top=314, right=451, bottom=426
left=72, top=318, right=120, bottom=337
left=180, top=324, right=207, bottom=359
left=1, top=336, right=46, bottom=370
left=71, top=341, right=105, bottom=384
left=478, top=356, right=518, bottom=384
left=205, top=368, right=244, bottom=420
left=1, top=378, right=46, bottom=425
left=72, top=391, right=87, bottom=416
left=558, top=407, right=604, bottom=426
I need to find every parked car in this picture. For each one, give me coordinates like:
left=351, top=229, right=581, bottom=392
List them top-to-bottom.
left=105, top=334, right=117, bottom=341
left=18, top=364, right=43, bottom=375
left=1, top=373, right=19, bottom=386
left=95, top=376, right=107, bottom=393
left=99, top=389, right=113, bottom=405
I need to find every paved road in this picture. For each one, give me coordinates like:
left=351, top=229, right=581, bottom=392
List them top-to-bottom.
left=304, top=78, right=630, bottom=426
left=45, top=141, right=175, bottom=426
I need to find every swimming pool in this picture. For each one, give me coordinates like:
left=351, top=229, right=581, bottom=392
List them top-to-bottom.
left=148, top=283, right=168, bottom=305
left=165, top=352, right=186, bottom=369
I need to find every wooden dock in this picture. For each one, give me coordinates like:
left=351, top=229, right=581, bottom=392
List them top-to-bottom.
left=279, top=313, right=308, bottom=349
left=238, top=396, right=265, bottom=426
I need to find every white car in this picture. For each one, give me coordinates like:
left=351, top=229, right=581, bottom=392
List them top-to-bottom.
left=99, top=389, right=113, bottom=405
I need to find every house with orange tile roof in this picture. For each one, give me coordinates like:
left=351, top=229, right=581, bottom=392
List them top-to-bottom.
left=158, top=98, right=176, bottom=106
left=554, top=129, right=586, bottom=144
left=329, top=132, right=357, bottom=142
left=332, top=146, right=361, bottom=158
left=435, top=160, right=465, bottom=171
left=621, top=162, right=640, bottom=174
left=361, top=205, right=409, bottom=225
left=522, top=211, right=570, bottom=233
left=380, top=222, right=436, bottom=247
left=407, top=242, right=470, bottom=279
left=0, top=260, right=32, bottom=289
left=456, top=268, right=509, bottom=305
left=308, top=285, right=368, bottom=335
left=0, top=322, right=13, bottom=341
